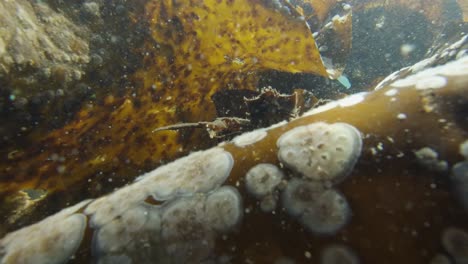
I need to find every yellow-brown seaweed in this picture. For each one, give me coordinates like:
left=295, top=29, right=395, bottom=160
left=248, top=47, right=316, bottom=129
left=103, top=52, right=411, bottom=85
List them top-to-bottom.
left=288, top=0, right=353, bottom=77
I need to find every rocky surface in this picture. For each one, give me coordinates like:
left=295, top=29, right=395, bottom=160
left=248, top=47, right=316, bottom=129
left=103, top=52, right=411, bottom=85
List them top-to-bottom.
left=0, top=0, right=146, bottom=146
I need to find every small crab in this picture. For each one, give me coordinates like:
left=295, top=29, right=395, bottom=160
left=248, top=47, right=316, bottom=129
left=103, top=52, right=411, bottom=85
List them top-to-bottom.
left=153, top=87, right=318, bottom=139
left=153, top=117, right=251, bottom=139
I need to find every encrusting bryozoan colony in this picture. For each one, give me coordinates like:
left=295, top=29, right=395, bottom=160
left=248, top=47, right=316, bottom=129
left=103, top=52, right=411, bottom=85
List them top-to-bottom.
left=1, top=54, right=468, bottom=263
left=277, top=122, right=362, bottom=183
left=245, top=163, right=285, bottom=212
left=245, top=163, right=284, bottom=198
left=282, top=178, right=352, bottom=234
left=0, top=200, right=90, bottom=264
left=441, top=227, right=468, bottom=264
left=321, top=244, right=359, bottom=264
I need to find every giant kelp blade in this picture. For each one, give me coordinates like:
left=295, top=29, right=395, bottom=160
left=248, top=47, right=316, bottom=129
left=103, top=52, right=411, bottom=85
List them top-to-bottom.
left=145, top=0, right=328, bottom=76
left=286, top=0, right=352, bottom=78
left=299, top=0, right=339, bottom=23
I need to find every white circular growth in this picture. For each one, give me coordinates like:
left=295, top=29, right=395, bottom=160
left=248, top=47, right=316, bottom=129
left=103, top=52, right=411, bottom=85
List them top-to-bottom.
left=389, top=55, right=468, bottom=90
left=440, top=56, right=468, bottom=76
left=415, top=76, right=447, bottom=90
left=391, top=77, right=418, bottom=88
left=384, top=88, right=398, bottom=96
left=337, top=92, right=367, bottom=107
left=304, top=93, right=368, bottom=117
left=304, top=101, right=338, bottom=116
left=277, top=122, right=362, bottom=183
left=232, top=129, right=267, bottom=147
left=460, top=139, right=468, bottom=160
left=414, top=147, right=448, bottom=172
left=86, top=148, right=234, bottom=227
left=140, top=148, right=234, bottom=200
left=451, top=161, right=468, bottom=212
left=245, top=163, right=284, bottom=198
left=282, top=178, right=351, bottom=235
left=282, top=178, right=325, bottom=216
left=85, top=186, right=148, bottom=227
left=91, top=186, right=239, bottom=263
left=159, top=186, right=242, bottom=262
left=205, top=186, right=243, bottom=232
left=300, top=189, right=351, bottom=235
left=260, top=194, right=278, bottom=212
left=161, top=195, right=215, bottom=262
left=0, top=200, right=90, bottom=264
left=92, top=203, right=162, bottom=263
left=94, top=205, right=159, bottom=254
left=0, top=214, right=87, bottom=264
left=441, top=227, right=468, bottom=264
left=321, top=244, right=359, bottom=264
left=97, top=254, right=132, bottom=264
left=429, top=254, right=451, bottom=264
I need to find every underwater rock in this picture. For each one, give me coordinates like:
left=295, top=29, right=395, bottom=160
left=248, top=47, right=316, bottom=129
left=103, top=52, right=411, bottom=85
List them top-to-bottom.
left=0, top=0, right=148, bottom=147
left=0, top=0, right=90, bottom=88
left=0, top=0, right=90, bottom=141
left=1, top=50, right=468, bottom=263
